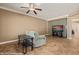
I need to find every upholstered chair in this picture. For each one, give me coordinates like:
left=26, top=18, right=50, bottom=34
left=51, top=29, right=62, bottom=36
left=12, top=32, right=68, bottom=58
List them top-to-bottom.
left=26, top=31, right=46, bottom=47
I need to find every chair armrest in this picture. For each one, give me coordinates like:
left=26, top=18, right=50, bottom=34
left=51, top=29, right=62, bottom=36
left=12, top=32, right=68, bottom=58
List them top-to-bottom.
left=38, top=35, right=46, bottom=39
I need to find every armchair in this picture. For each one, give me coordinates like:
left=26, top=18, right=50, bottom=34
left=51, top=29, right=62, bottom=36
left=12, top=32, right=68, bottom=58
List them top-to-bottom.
left=26, top=31, right=46, bottom=47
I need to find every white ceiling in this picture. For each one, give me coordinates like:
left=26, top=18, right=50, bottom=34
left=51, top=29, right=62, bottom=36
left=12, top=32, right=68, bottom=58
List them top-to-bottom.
left=0, top=3, right=79, bottom=20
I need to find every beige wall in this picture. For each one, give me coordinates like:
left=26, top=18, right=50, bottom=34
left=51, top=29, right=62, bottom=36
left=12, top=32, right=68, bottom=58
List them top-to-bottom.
left=0, top=9, right=47, bottom=42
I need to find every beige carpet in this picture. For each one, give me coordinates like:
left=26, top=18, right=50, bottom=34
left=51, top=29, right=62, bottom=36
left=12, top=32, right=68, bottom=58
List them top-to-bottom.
left=0, top=36, right=79, bottom=55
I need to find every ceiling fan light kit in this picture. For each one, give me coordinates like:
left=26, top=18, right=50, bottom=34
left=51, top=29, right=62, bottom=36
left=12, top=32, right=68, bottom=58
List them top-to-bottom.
left=21, top=3, right=42, bottom=15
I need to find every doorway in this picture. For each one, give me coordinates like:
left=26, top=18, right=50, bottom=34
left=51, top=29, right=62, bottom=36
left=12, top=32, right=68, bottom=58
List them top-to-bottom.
left=72, top=20, right=79, bottom=39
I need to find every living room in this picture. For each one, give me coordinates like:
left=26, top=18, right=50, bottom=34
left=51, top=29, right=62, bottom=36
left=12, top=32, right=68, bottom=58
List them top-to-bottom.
left=0, top=3, right=79, bottom=55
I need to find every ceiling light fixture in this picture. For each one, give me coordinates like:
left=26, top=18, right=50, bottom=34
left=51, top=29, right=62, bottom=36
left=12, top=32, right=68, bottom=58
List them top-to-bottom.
left=21, top=3, right=42, bottom=15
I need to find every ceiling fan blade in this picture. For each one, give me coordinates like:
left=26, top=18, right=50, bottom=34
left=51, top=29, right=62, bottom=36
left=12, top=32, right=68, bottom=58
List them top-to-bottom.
left=21, top=6, right=28, bottom=8
left=35, top=8, right=42, bottom=11
left=26, top=10, right=30, bottom=14
left=33, top=10, right=37, bottom=15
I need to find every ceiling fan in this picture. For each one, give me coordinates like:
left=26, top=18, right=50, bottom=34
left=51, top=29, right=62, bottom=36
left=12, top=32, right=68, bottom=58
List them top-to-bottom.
left=21, top=3, right=42, bottom=15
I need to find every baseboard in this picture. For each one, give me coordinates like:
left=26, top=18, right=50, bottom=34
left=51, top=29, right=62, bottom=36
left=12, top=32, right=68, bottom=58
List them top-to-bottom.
left=67, top=37, right=72, bottom=40
left=0, top=40, right=18, bottom=45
